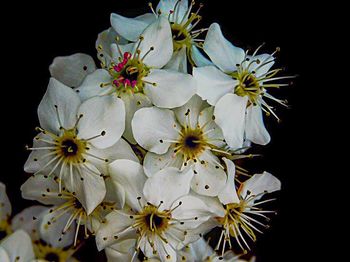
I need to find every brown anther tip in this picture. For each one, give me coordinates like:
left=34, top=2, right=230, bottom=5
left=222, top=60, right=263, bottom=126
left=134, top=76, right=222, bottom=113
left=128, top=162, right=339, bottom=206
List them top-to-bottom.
left=276, top=47, right=281, bottom=52
left=54, top=105, right=58, bottom=108
left=101, top=130, right=106, bottom=136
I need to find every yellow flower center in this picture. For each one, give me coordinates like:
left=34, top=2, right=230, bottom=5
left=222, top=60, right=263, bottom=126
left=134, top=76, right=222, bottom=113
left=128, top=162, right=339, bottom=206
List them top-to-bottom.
left=229, top=70, right=262, bottom=106
left=175, top=127, right=206, bottom=161
left=55, top=130, right=87, bottom=164
left=134, top=205, right=170, bottom=236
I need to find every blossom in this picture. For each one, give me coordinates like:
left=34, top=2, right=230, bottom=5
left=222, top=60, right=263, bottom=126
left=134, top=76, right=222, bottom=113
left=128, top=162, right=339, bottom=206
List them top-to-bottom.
left=110, top=0, right=210, bottom=72
left=76, top=17, right=196, bottom=143
left=193, top=23, right=292, bottom=149
left=24, top=78, right=126, bottom=214
left=132, top=95, right=229, bottom=196
left=215, top=158, right=281, bottom=253
left=96, top=159, right=221, bottom=261
left=20, top=174, right=120, bottom=247
left=0, top=182, right=12, bottom=240
left=11, top=206, right=80, bottom=262
left=0, top=230, right=35, bottom=262
left=177, top=237, right=255, bottom=262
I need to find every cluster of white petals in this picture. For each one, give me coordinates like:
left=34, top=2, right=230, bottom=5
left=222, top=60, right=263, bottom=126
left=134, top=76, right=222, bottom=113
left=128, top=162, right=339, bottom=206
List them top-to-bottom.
left=0, top=0, right=292, bottom=261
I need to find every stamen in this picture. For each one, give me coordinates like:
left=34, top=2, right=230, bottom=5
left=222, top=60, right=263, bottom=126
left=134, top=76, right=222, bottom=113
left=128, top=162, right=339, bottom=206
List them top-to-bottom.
left=141, top=46, right=154, bottom=61
left=54, top=105, right=64, bottom=130
left=83, top=131, right=106, bottom=142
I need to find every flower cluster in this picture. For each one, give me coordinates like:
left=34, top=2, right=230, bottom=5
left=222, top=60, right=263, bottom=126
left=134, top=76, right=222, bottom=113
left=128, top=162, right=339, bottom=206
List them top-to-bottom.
left=0, top=0, right=292, bottom=261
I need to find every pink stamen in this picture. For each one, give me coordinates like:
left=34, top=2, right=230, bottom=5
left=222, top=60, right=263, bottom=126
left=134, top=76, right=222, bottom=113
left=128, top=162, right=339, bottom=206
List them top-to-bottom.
left=112, top=52, right=138, bottom=88
left=124, top=52, right=132, bottom=60
left=124, top=79, right=131, bottom=87
left=113, top=80, right=120, bottom=87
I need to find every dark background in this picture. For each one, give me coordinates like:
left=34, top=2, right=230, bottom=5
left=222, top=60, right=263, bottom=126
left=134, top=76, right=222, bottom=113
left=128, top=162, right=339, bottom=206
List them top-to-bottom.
left=1, top=0, right=328, bottom=261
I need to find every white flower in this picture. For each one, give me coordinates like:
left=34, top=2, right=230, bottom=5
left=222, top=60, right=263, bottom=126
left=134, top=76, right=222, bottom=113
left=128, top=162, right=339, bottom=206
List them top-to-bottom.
left=110, top=0, right=210, bottom=72
left=76, top=17, right=196, bottom=143
left=193, top=23, right=292, bottom=149
left=49, top=53, right=96, bottom=88
left=24, top=78, right=126, bottom=214
left=132, top=95, right=229, bottom=196
left=215, top=158, right=281, bottom=253
left=96, top=159, right=220, bottom=262
left=20, top=173, right=116, bottom=246
left=0, top=182, right=12, bottom=239
left=12, top=206, right=81, bottom=262
left=0, top=230, right=35, bottom=262
left=178, top=237, right=255, bottom=262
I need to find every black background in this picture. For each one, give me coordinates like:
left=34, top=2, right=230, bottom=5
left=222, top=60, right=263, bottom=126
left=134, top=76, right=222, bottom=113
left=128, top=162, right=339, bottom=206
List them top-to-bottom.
left=1, top=0, right=328, bottom=261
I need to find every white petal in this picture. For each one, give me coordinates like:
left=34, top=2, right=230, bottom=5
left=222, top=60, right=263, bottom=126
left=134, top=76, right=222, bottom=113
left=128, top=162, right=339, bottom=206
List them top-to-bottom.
left=157, top=0, right=188, bottom=23
left=110, top=13, right=150, bottom=42
left=135, top=13, right=157, bottom=24
left=139, top=17, right=173, bottom=68
left=203, top=23, right=245, bottom=72
left=191, top=46, right=212, bottom=67
left=164, top=47, right=187, bottom=73
left=49, top=53, right=96, bottom=88
left=246, top=53, right=275, bottom=77
left=193, top=66, right=236, bottom=105
left=74, top=69, right=113, bottom=101
left=144, top=69, right=196, bottom=108
left=38, top=78, right=81, bottom=133
left=119, top=92, right=152, bottom=144
left=214, top=93, right=248, bottom=150
left=174, top=94, right=204, bottom=128
left=77, top=95, right=125, bottom=148
left=245, top=105, right=270, bottom=145
left=198, top=106, right=225, bottom=148
left=132, top=107, right=179, bottom=154
left=86, top=138, right=139, bottom=176
left=143, top=148, right=183, bottom=177
left=191, top=151, right=227, bottom=196
left=218, top=158, right=239, bottom=205
left=108, top=160, right=146, bottom=211
left=66, top=163, right=106, bottom=215
left=143, top=167, right=194, bottom=210
left=82, top=168, right=106, bottom=215
left=240, top=172, right=281, bottom=199
left=20, top=175, right=64, bottom=206
left=104, top=177, right=125, bottom=209
left=0, top=182, right=11, bottom=221
left=189, top=192, right=226, bottom=217
left=171, top=195, right=215, bottom=227
left=11, top=206, right=47, bottom=241
left=40, top=210, right=75, bottom=248
left=95, top=210, right=136, bottom=251
left=0, top=230, right=35, bottom=261
left=185, top=237, right=213, bottom=259
left=105, top=239, right=136, bottom=261
left=0, top=247, right=10, bottom=262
